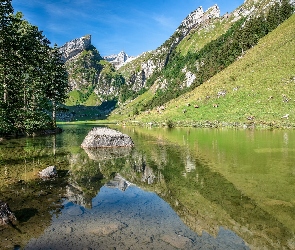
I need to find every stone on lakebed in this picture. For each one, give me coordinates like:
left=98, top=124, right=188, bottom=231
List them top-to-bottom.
left=81, top=127, right=134, bottom=148
left=39, top=166, right=57, bottom=179
left=0, top=200, right=17, bottom=226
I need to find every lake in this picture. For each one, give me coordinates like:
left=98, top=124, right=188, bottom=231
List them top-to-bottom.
left=0, top=124, right=295, bottom=249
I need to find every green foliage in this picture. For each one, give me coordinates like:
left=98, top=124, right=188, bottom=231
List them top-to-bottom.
left=267, top=0, right=294, bottom=31
left=0, top=1, right=69, bottom=135
left=141, top=1, right=294, bottom=112
left=133, top=12, right=295, bottom=128
left=66, top=45, right=103, bottom=88
left=119, top=85, right=147, bottom=104
left=66, top=87, right=100, bottom=106
left=133, top=106, right=139, bottom=116
left=166, top=120, right=174, bottom=128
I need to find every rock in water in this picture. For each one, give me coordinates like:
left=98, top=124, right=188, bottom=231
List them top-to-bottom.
left=81, top=127, right=134, bottom=148
left=83, top=147, right=132, bottom=161
left=39, top=166, right=57, bottom=179
left=0, top=200, right=17, bottom=226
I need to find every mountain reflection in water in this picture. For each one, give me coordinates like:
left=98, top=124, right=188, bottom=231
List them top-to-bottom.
left=1, top=124, right=295, bottom=249
left=25, top=176, right=249, bottom=250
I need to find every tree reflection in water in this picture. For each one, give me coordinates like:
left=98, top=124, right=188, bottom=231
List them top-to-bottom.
left=1, top=125, right=294, bottom=249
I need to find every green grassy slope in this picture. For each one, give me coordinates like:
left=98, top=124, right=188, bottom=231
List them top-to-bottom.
left=120, top=14, right=295, bottom=129
left=109, top=15, right=238, bottom=121
left=176, top=16, right=234, bottom=56
left=110, top=89, right=154, bottom=120
left=65, top=90, right=102, bottom=106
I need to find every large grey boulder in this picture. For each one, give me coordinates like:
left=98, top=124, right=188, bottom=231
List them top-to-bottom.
left=81, top=127, right=134, bottom=148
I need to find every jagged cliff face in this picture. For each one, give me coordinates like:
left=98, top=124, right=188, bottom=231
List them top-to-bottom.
left=119, top=5, right=220, bottom=93
left=177, top=5, right=220, bottom=38
left=59, top=35, right=92, bottom=62
left=60, top=36, right=124, bottom=105
left=104, top=51, right=136, bottom=69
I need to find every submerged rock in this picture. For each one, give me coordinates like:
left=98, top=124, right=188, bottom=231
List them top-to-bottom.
left=81, top=127, right=134, bottom=148
left=83, top=147, right=132, bottom=161
left=39, top=166, right=57, bottom=179
left=0, top=200, right=17, bottom=226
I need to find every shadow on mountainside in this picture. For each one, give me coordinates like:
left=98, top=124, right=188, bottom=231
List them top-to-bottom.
left=57, top=100, right=117, bottom=122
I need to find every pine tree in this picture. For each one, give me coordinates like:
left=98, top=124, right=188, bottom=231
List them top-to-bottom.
left=0, top=0, right=15, bottom=133
left=0, top=1, right=69, bottom=135
left=44, top=44, right=69, bottom=128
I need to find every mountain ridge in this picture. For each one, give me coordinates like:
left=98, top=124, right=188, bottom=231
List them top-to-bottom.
left=58, top=0, right=295, bottom=127
left=108, top=0, right=295, bottom=127
left=59, top=4, right=223, bottom=106
left=59, top=35, right=92, bottom=62
left=103, top=51, right=137, bottom=69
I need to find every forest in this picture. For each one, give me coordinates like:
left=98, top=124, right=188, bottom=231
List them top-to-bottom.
left=0, top=0, right=69, bottom=135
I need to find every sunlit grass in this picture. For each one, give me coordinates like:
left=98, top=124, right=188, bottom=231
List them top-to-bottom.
left=128, top=14, right=295, bottom=128
left=177, top=17, right=233, bottom=56
left=109, top=89, right=155, bottom=121
left=65, top=90, right=102, bottom=106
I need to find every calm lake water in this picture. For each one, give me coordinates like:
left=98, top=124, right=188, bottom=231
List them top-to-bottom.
left=1, top=124, right=295, bottom=249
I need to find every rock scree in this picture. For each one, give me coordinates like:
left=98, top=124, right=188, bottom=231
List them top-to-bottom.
left=81, top=127, right=134, bottom=148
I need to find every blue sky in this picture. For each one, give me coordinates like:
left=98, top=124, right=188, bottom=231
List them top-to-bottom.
left=12, top=0, right=244, bottom=57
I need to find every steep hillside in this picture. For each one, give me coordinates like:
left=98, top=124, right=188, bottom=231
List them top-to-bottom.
left=110, top=0, right=294, bottom=125
left=117, top=5, right=222, bottom=100
left=119, top=13, right=295, bottom=129
left=60, top=35, right=125, bottom=106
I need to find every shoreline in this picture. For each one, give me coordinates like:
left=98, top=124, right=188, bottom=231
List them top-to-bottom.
left=115, top=120, right=295, bottom=130
left=0, top=127, right=63, bottom=140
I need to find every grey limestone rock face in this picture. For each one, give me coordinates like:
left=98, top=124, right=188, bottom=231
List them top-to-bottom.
left=176, top=5, right=220, bottom=42
left=59, top=35, right=91, bottom=62
left=104, top=51, right=136, bottom=69
left=81, top=127, right=134, bottom=148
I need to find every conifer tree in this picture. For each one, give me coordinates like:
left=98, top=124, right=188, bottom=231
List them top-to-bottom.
left=0, top=0, right=69, bottom=135
left=0, top=0, right=15, bottom=133
left=44, top=44, right=69, bottom=128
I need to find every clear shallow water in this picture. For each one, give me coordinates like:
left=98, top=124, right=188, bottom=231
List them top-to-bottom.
left=1, top=124, right=295, bottom=249
left=25, top=185, right=248, bottom=250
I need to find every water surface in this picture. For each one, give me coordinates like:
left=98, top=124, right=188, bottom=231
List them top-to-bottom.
left=0, top=124, right=294, bottom=249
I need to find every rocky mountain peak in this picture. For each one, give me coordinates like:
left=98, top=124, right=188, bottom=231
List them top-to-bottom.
left=205, top=4, right=221, bottom=19
left=177, top=5, right=220, bottom=37
left=180, top=6, right=204, bottom=30
left=59, top=35, right=91, bottom=62
left=104, top=51, right=136, bottom=69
